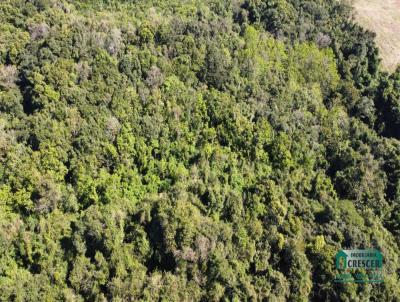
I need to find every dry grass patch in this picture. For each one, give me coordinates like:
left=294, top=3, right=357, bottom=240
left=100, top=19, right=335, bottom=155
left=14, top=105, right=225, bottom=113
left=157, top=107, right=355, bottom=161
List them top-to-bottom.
left=353, top=0, right=400, bottom=72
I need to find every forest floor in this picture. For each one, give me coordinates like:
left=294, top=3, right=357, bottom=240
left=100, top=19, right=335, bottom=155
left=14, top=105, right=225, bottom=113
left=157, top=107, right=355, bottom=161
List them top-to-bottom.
left=353, top=0, right=400, bottom=72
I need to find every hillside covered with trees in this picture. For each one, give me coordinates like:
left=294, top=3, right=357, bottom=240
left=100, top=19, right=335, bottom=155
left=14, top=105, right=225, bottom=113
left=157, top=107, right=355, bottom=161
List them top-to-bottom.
left=0, top=0, right=400, bottom=301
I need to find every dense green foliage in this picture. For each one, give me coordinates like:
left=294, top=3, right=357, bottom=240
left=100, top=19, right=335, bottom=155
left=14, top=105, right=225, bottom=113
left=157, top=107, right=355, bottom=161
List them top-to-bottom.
left=0, top=0, right=400, bottom=301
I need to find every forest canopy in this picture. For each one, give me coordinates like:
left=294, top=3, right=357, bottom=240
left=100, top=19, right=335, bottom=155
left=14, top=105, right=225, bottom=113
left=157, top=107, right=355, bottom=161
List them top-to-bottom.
left=0, top=0, right=400, bottom=301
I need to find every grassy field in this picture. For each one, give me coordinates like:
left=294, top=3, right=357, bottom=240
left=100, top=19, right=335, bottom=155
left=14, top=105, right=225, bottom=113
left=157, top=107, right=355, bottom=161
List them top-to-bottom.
left=353, top=0, right=400, bottom=72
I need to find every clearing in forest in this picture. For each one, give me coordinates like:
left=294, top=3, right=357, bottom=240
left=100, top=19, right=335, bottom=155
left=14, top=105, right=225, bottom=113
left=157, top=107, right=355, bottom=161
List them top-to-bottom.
left=353, top=0, right=400, bottom=72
